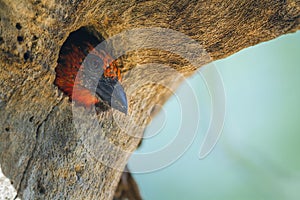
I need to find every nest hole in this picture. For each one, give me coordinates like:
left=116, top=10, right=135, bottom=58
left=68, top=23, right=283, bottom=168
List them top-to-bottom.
left=16, top=23, right=22, bottom=30
left=54, top=26, right=105, bottom=102
left=59, top=26, right=105, bottom=55
left=17, top=36, right=23, bottom=42
left=23, top=51, right=30, bottom=61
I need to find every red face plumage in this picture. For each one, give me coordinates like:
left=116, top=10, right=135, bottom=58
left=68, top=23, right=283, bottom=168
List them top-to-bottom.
left=54, top=29, right=127, bottom=113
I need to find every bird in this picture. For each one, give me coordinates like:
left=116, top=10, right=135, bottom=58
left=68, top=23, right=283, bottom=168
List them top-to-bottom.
left=54, top=28, right=128, bottom=114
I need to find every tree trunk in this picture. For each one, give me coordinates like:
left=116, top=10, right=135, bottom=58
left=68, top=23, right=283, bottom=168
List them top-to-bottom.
left=0, top=0, right=299, bottom=199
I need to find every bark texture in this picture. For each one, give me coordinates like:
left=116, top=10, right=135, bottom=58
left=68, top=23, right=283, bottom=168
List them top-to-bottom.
left=0, top=0, right=299, bottom=199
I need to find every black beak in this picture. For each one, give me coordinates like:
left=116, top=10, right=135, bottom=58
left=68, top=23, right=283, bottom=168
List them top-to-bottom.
left=96, top=77, right=128, bottom=114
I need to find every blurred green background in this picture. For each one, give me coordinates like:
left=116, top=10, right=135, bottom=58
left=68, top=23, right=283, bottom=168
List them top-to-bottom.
left=128, top=31, right=300, bottom=200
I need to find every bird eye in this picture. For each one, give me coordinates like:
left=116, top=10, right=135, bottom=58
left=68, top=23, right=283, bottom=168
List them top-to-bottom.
left=84, top=54, right=104, bottom=71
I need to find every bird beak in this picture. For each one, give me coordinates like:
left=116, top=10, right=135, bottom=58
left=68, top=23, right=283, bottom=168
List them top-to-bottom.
left=96, top=77, right=128, bottom=114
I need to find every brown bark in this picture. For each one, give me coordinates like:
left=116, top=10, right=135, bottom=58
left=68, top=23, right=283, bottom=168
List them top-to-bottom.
left=0, top=0, right=299, bottom=199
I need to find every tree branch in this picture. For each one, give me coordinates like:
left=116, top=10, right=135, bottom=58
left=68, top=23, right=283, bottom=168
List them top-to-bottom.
left=0, top=0, right=299, bottom=199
